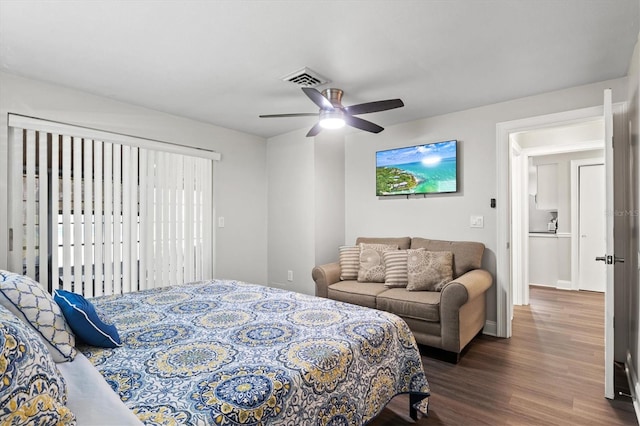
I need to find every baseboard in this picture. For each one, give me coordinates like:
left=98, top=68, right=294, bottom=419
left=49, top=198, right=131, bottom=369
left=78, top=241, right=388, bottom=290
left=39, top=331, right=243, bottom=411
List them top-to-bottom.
left=556, top=280, right=572, bottom=290
left=483, top=320, right=497, bottom=337
left=626, top=350, right=640, bottom=422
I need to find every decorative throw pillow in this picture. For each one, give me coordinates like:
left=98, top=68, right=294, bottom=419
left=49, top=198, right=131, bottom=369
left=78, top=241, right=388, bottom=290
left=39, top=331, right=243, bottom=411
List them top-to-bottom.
left=358, top=243, right=399, bottom=283
left=339, top=245, right=360, bottom=280
left=383, top=248, right=425, bottom=288
left=406, top=250, right=454, bottom=291
left=0, top=270, right=76, bottom=362
left=54, top=290, right=122, bottom=348
left=0, top=304, right=76, bottom=425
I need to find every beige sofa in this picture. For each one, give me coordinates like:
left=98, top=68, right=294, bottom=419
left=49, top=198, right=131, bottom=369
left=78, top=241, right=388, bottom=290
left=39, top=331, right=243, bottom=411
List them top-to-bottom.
left=312, top=237, right=493, bottom=361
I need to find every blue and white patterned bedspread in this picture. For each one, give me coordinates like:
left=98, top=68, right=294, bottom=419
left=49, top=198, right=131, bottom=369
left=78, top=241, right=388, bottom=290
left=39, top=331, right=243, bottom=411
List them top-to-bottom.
left=80, top=280, right=430, bottom=425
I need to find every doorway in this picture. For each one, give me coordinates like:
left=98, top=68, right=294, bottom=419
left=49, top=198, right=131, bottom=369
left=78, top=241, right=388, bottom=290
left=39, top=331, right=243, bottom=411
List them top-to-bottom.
left=496, top=97, right=628, bottom=400
left=495, top=103, right=612, bottom=338
left=511, top=120, right=605, bottom=306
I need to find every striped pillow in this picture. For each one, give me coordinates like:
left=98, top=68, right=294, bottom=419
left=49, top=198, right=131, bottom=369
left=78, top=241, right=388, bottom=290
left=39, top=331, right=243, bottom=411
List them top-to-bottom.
left=339, top=246, right=360, bottom=280
left=384, top=248, right=425, bottom=287
left=383, top=249, right=409, bottom=287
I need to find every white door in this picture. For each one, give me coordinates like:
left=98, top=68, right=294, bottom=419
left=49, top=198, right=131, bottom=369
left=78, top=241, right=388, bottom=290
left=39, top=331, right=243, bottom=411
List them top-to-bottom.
left=600, top=89, right=617, bottom=400
left=578, top=164, right=606, bottom=292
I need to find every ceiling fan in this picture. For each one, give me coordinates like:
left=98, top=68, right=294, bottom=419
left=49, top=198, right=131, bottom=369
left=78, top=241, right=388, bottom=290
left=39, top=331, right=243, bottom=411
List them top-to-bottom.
left=259, top=87, right=404, bottom=137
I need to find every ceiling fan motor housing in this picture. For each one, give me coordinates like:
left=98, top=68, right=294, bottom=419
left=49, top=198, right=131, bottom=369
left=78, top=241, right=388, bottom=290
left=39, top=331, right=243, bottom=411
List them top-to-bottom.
left=321, top=88, right=344, bottom=108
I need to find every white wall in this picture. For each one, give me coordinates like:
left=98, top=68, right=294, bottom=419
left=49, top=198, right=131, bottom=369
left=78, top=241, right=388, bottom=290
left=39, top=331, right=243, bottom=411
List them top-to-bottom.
left=626, top=32, right=640, bottom=406
left=0, top=71, right=269, bottom=285
left=344, top=77, right=628, bottom=324
left=514, top=119, right=604, bottom=149
left=266, top=129, right=316, bottom=294
left=266, top=129, right=345, bottom=295
left=314, top=133, right=346, bottom=267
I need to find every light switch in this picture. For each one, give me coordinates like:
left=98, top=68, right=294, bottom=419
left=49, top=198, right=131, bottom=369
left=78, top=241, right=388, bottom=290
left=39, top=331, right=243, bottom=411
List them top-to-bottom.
left=470, top=215, right=484, bottom=228
left=218, top=217, right=225, bottom=228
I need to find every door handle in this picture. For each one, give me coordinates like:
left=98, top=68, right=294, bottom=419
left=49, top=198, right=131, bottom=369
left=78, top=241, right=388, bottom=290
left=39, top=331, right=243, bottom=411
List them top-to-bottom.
left=595, top=255, right=625, bottom=264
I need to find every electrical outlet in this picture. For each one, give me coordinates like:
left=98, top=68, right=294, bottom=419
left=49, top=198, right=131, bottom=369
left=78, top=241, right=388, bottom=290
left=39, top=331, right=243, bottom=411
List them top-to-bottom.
left=470, top=215, right=484, bottom=228
left=287, top=270, right=293, bottom=282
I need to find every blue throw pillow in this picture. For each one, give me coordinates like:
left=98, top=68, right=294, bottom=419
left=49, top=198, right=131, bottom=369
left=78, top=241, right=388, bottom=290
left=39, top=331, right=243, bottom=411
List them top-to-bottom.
left=54, top=290, right=122, bottom=348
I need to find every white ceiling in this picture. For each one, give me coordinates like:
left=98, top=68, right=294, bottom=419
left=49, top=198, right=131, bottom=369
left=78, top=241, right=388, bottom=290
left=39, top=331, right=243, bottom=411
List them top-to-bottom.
left=0, top=0, right=638, bottom=139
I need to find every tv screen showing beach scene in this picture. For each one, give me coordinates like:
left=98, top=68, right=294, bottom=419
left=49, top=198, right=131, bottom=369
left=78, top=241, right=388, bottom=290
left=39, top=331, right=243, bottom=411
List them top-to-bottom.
left=376, top=140, right=457, bottom=196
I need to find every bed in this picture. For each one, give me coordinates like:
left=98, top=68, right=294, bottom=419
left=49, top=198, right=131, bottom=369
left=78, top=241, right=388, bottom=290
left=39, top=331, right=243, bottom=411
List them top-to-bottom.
left=0, top=271, right=429, bottom=425
left=75, top=279, right=430, bottom=425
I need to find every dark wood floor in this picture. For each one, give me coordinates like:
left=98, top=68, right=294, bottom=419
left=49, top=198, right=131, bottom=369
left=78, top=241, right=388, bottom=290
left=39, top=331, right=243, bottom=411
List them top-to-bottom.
left=371, top=286, right=637, bottom=425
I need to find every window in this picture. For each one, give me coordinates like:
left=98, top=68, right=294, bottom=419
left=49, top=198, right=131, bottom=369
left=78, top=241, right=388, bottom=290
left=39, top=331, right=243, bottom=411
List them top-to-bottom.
left=8, top=114, right=220, bottom=296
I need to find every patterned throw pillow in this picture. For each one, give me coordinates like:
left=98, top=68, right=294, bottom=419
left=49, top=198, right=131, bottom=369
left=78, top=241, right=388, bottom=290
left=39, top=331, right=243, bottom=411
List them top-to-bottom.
left=357, top=243, right=398, bottom=283
left=339, top=246, right=360, bottom=280
left=383, top=248, right=425, bottom=288
left=406, top=250, right=454, bottom=291
left=0, top=270, right=76, bottom=362
left=54, top=290, right=122, bottom=348
left=0, top=304, right=76, bottom=425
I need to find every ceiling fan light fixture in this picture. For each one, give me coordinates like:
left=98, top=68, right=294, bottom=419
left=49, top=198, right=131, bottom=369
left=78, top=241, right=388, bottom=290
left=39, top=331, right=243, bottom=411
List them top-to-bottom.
left=319, top=110, right=345, bottom=129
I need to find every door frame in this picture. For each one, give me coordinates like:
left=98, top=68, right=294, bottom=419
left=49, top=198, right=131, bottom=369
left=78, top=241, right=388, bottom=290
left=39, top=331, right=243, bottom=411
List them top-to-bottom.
left=496, top=103, right=625, bottom=336
left=571, top=158, right=605, bottom=291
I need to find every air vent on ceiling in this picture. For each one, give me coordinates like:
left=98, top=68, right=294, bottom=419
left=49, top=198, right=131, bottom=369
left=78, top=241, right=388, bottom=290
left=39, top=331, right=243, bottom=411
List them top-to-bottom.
left=281, top=67, right=329, bottom=87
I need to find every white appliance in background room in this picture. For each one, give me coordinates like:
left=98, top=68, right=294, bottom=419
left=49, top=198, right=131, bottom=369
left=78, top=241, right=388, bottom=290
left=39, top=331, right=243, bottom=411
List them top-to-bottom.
left=528, top=161, right=559, bottom=233
left=529, top=203, right=558, bottom=233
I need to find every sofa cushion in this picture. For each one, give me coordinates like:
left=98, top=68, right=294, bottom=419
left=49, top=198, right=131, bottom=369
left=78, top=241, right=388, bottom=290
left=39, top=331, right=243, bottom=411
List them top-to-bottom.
left=356, top=237, right=411, bottom=250
left=410, top=238, right=484, bottom=278
left=357, top=243, right=398, bottom=283
left=339, top=246, right=360, bottom=280
left=406, top=250, right=453, bottom=291
left=327, top=281, right=388, bottom=309
left=376, top=288, right=441, bottom=323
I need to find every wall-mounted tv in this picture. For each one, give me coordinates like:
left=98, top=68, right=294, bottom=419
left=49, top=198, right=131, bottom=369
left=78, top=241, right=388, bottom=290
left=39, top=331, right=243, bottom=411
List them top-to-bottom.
left=376, top=140, right=457, bottom=196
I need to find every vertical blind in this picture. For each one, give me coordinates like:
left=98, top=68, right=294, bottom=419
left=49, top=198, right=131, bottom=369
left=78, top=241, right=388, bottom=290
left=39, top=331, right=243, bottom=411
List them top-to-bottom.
left=7, top=114, right=220, bottom=296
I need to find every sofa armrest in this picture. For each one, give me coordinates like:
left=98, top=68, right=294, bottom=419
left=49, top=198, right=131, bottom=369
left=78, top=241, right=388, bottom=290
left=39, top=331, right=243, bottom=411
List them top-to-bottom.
left=312, top=262, right=341, bottom=298
left=439, top=269, right=493, bottom=353
left=440, top=269, right=492, bottom=309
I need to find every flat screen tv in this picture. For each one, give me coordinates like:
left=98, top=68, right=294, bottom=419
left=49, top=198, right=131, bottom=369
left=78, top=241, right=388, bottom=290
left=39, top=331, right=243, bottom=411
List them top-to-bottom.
left=376, top=140, right=457, bottom=196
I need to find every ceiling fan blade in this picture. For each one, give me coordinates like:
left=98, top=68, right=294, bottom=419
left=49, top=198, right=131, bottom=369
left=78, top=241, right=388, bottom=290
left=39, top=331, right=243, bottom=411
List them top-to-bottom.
left=302, top=87, right=334, bottom=110
left=345, top=99, right=404, bottom=115
left=259, top=113, right=319, bottom=118
left=344, top=115, right=384, bottom=133
left=306, top=123, right=323, bottom=137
